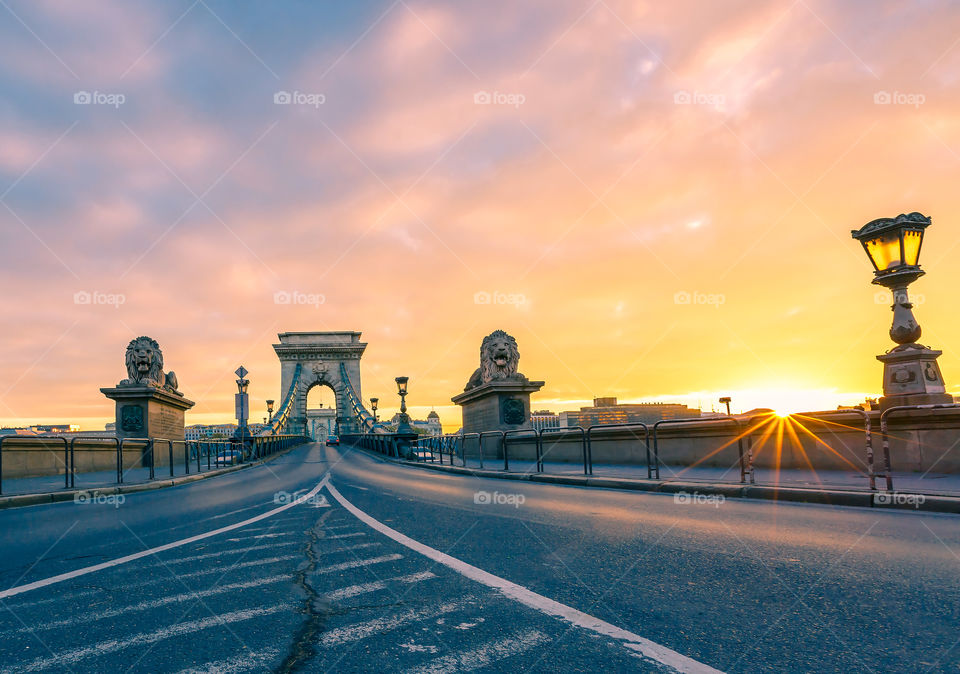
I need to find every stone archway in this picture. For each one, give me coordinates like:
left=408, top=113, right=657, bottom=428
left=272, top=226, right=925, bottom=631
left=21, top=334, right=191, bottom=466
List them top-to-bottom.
left=272, top=332, right=367, bottom=435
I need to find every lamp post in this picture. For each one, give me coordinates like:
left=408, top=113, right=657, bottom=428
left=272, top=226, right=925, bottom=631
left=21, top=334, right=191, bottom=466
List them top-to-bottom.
left=851, top=212, right=951, bottom=409
left=235, top=366, right=250, bottom=458
left=394, top=377, right=413, bottom=434
left=719, top=396, right=732, bottom=415
left=370, top=397, right=379, bottom=424
left=266, top=399, right=274, bottom=424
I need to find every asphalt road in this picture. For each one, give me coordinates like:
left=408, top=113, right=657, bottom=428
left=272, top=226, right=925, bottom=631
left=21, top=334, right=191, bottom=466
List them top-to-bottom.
left=0, top=442, right=957, bottom=673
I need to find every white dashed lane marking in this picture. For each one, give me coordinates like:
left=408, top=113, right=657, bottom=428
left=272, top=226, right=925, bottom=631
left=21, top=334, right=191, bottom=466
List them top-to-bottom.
left=322, top=531, right=365, bottom=540
left=225, top=532, right=292, bottom=542
left=152, top=541, right=299, bottom=565
left=315, top=554, right=404, bottom=574
left=323, top=571, right=437, bottom=600
left=7, top=575, right=292, bottom=635
left=319, top=599, right=473, bottom=647
left=3, top=606, right=289, bottom=674
left=407, top=629, right=551, bottom=674
left=173, top=648, right=281, bottom=674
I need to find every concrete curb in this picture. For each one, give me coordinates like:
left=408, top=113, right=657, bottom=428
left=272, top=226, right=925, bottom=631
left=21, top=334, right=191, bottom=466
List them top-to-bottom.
left=0, top=446, right=299, bottom=511
left=361, top=450, right=960, bottom=514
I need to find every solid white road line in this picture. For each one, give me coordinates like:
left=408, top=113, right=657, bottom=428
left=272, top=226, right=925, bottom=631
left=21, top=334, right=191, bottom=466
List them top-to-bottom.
left=0, top=475, right=329, bottom=601
left=324, top=481, right=722, bottom=674
left=314, top=553, right=403, bottom=574
left=324, top=571, right=437, bottom=600
left=9, top=574, right=292, bottom=635
left=319, top=599, right=471, bottom=646
left=4, top=605, right=288, bottom=673
left=408, top=629, right=550, bottom=673
left=174, top=648, right=281, bottom=674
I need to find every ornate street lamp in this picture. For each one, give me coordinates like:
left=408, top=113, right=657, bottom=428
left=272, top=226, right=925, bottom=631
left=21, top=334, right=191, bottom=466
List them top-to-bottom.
left=851, top=212, right=950, bottom=408
left=235, top=366, right=250, bottom=455
left=394, top=377, right=413, bottom=434
left=370, top=397, right=379, bottom=423
left=266, top=399, right=275, bottom=423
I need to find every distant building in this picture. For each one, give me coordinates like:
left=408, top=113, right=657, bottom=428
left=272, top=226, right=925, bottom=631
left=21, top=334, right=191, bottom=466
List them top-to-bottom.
left=560, top=397, right=700, bottom=427
left=306, top=407, right=336, bottom=442
left=530, top=410, right=560, bottom=432
left=388, top=411, right=443, bottom=437
left=1, top=424, right=84, bottom=436
left=30, top=424, right=80, bottom=433
left=185, top=424, right=238, bottom=441
left=0, top=427, right=36, bottom=436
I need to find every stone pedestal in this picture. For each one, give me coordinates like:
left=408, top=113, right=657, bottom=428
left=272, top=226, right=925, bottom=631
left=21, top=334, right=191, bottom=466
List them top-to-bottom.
left=877, top=346, right=953, bottom=410
left=451, top=380, right=545, bottom=434
left=100, top=386, right=196, bottom=443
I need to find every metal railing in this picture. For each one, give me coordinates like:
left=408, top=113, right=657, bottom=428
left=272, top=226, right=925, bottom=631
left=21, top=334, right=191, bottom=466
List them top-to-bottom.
left=877, top=403, right=959, bottom=492
left=351, top=405, right=960, bottom=491
left=652, top=416, right=776, bottom=483
left=585, top=423, right=649, bottom=477
left=536, top=426, right=586, bottom=473
left=503, top=429, right=538, bottom=471
left=342, top=433, right=402, bottom=459
left=0, top=434, right=310, bottom=496
left=413, top=434, right=462, bottom=465
left=0, top=435, right=69, bottom=494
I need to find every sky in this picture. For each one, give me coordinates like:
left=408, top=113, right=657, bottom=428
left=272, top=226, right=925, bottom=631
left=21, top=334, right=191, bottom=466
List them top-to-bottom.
left=2, top=0, right=960, bottom=431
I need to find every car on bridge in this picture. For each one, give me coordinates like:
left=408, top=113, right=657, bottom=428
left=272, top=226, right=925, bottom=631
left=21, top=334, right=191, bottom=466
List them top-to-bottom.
left=326, top=436, right=339, bottom=446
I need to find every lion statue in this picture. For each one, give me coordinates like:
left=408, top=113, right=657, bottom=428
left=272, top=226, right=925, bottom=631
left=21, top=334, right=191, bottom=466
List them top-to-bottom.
left=465, top=330, right=526, bottom=390
left=119, top=336, right=181, bottom=394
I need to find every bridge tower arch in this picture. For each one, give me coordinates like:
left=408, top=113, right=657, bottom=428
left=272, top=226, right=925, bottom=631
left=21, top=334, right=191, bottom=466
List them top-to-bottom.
left=272, top=332, right=367, bottom=436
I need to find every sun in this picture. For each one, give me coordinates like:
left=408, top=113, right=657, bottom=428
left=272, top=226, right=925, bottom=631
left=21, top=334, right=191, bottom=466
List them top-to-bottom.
left=748, top=389, right=841, bottom=417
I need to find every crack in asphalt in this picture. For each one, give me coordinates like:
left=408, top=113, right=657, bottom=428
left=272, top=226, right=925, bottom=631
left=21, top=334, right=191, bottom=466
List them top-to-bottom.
left=276, top=509, right=333, bottom=673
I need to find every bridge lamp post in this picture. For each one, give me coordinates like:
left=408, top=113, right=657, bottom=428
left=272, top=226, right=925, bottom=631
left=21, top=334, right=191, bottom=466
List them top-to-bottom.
left=851, top=212, right=950, bottom=409
left=235, top=366, right=250, bottom=458
left=394, top=377, right=413, bottom=434
left=370, top=397, right=379, bottom=423
left=266, top=399, right=275, bottom=423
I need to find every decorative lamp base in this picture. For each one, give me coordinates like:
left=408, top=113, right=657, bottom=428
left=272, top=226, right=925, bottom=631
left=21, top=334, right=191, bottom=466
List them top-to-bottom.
left=876, top=345, right=953, bottom=410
